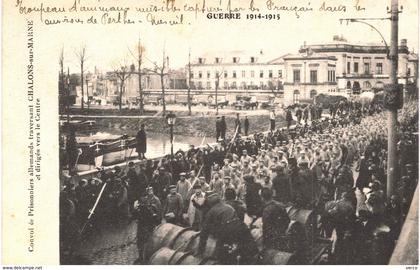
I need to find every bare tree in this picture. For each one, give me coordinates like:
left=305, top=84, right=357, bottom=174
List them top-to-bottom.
left=128, top=37, right=147, bottom=115
left=75, top=46, right=87, bottom=110
left=148, top=47, right=169, bottom=115
left=187, top=48, right=192, bottom=116
left=114, top=65, right=132, bottom=111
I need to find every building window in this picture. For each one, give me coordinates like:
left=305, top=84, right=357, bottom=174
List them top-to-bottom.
left=215, top=57, right=220, bottom=64
left=233, top=57, right=238, bottom=63
left=250, top=57, right=255, bottom=63
left=198, top=58, right=203, bottom=64
left=347, top=62, right=351, bottom=74
left=354, top=62, right=359, bottom=74
left=364, top=63, right=370, bottom=74
left=376, top=63, right=383, bottom=74
left=408, top=68, right=411, bottom=76
left=241, top=70, right=246, bottom=78
left=260, top=70, right=264, bottom=78
left=269, top=70, right=273, bottom=78
left=278, top=70, right=283, bottom=78
left=293, top=70, right=300, bottom=83
left=310, top=70, right=318, bottom=84
left=328, top=70, right=336, bottom=82
left=198, top=71, right=202, bottom=79
left=207, top=71, right=211, bottom=78
left=215, top=71, right=220, bottom=78
left=224, top=71, right=228, bottom=78
left=232, top=71, right=237, bottom=78
left=251, top=71, right=255, bottom=78
left=190, top=72, right=194, bottom=79
left=198, top=81, right=202, bottom=88
left=206, top=81, right=211, bottom=89
left=260, top=81, right=264, bottom=89
left=346, top=81, right=352, bottom=89
left=353, top=81, right=361, bottom=94
left=363, top=81, right=372, bottom=90
left=223, top=82, right=229, bottom=89
left=232, top=82, right=237, bottom=88
left=241, top=82, right=246, bottom=89
left=293, top=90, right=300, bottom=104
left=310, top=90, right=317, bottom=98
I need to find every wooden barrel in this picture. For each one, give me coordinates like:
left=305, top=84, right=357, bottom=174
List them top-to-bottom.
left=144, top=223, right=186, bottom=261
left=145, top=223, right=218, bottom=262
left=171, top=229, right=200, bottom=252
left=186, top=233, right=218, bottom=259
left=149, top=247, right=212, bottom=265
left=149, top=247, right=177, bottom=265
left=261, top=249, right=295, bottom=265
left=177, top=253, right=204, bottom=265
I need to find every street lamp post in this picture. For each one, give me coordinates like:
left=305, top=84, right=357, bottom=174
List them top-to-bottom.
left=340, top=0, right=402, bottom=199
left=387, top=0, right=400, bottom=199
left=166, top=112, right=176, bottom=160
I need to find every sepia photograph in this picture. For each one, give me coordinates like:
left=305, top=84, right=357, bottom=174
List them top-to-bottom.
left=2, top=0, right=419, bottom=266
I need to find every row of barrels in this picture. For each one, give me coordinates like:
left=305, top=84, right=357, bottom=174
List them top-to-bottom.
left=144, top=206, right=319, bottom=265
left=144, top=223, right=218, bottom=264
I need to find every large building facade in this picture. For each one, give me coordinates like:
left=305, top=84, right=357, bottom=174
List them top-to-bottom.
left=282, top=36, right=418, bottom=105
left=189, top=50, right=284, bottom=93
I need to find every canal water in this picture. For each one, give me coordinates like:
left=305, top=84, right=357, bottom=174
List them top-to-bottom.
left=77, top=131, right=214, bottom=160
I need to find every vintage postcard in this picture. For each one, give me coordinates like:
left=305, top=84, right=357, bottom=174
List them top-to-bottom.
left=2, top=0, right=419, bottom=266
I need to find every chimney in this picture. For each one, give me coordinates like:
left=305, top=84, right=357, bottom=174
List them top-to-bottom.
left=333, top=35, right=340, bottom=41
left=400, top=39, right=407, bottom=47
left=260, top=49, right=263, bottom=55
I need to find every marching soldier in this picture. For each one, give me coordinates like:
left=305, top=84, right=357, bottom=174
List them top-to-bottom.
left=303, top=106, right=309, bottom=124
left=295, top=107, right=303, bottom=125
left=286, top=108, right=293, bottom=130
left=270, top=109, right=276, bottom=131
left=220, top=116, right=227, bottom=140
left=244, top=116, right=250, bottom=136
left=151, top=167, right=171, bottom=202
left=164, top=185, right=183, bottom=224
left=224, top=187, right=246, bottom=222
left=260, top=187, right=290, bottom=251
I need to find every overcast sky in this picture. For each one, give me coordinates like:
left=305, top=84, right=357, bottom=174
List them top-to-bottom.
left=44, top=0, right=419, bottom=72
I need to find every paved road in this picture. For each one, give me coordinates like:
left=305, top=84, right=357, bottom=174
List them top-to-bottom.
left=74, top=220, right=139, bottom=265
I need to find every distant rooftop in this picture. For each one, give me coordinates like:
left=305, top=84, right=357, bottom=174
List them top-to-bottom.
left=299, top=35, right=411, bottom=54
